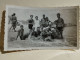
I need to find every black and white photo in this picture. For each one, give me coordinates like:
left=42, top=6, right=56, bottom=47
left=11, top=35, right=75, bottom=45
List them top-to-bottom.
left=4, top=6, right=79, bottom=51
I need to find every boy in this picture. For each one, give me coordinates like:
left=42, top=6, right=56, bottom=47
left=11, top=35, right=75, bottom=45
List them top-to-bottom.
left=16, top=25, right=24, bottom=40
left=36, top=27, right=41, bottom=36
left=41, top=28, right=48, bottom=41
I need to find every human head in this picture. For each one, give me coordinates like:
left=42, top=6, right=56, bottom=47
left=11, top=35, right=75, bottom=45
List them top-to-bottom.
left=12, top=13, right=16, bottom=16
left=57, top=13, right=60, bottom=18
left=43, top=14, right=45, bottom=18
left=30, top=15, right=33, bottom=19
left=35, top=16, right=38, bottom=20
left=46, top=17, right=49, bottom=21
left=20, top=25, right=23, bottom=29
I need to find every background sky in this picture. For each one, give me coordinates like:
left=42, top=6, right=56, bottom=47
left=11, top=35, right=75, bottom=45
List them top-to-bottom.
left=8, top=7, right=77, bottom=24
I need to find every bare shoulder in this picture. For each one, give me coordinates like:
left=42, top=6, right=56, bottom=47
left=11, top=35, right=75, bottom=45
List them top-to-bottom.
left=61, top=18, right=64, bottom=20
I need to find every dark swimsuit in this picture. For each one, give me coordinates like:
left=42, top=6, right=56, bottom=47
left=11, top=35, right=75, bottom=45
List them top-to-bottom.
left=28, top=19, right=34, bottom=29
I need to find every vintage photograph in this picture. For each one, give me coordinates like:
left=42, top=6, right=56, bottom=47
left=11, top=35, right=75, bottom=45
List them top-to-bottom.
left=4, top=6, right=79, bottom=51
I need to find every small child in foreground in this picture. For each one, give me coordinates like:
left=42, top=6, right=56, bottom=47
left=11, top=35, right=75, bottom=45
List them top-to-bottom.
left=16, top=25, right=24, bottom=40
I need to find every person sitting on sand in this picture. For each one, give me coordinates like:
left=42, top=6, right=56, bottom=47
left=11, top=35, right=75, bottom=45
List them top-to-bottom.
left=31, top=27, right=37, bottom=37
left=36, top=27, right=41, bottom=36
left=41, top=28, right=48, bottom=41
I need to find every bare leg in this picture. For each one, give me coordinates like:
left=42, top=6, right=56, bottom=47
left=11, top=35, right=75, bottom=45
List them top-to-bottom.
left=9, top=25, right=12, bottom=32
left=13, top=25, right=16, bottom=32
left=13, top=27, right=16, bottom=32
left=28, top=29, right=32, bottom=39
left=60, top=31, right=63, bottom=39
left=16, top=34, right=19, bottom=40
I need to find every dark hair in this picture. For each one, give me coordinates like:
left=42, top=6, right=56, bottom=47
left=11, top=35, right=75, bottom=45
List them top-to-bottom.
left=12, top=13, right=16, bottom=16
left=57, top=13, right=60, bottom=15
left=43, top=14, right=45, bottom=16
left=30, top=15, right=33, bottom=17
left=35, top=16, right=38, bottom=18
left=46, top=17, right=48, bottom=19
left=46, top=17, right=49, bottom=21
left=20, top=25, right=23, bottom=27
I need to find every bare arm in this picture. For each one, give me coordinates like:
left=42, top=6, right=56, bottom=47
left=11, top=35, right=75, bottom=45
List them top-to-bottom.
left=62, top=19, right=65, bottom=27
left=26, top=20, right=29, bottom=24
left=33, top=20, right=35, bottom=25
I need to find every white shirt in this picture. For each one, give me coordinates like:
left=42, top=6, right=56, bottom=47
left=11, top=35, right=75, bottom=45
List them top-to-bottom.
left=33, top=19, right=40, bottom=31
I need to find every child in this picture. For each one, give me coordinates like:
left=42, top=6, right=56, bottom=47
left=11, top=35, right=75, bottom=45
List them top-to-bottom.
left=16, top=25, right=24, bottom=40
left=31, top=27, right=37, bottom=37
left=36, top=27, right=41, bottom=36
left=51, top=27, right=58, bottom=39
left=41, top=28, right=48, bottom=41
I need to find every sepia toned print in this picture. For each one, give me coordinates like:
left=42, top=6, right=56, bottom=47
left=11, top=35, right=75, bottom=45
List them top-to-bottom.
left=4, top=6, right=79, bottom=51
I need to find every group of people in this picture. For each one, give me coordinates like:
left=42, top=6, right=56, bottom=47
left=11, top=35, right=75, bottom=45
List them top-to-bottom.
left=9, top=13, right=65, bottom=41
